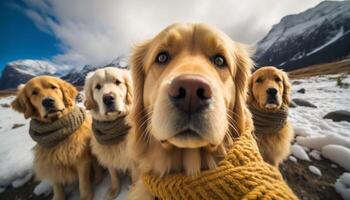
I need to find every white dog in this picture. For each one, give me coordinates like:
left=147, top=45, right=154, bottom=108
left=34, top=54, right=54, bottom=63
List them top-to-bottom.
left=84, top=67, right=137, bottom=199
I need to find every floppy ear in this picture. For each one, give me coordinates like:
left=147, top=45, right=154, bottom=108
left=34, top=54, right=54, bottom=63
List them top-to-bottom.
left=129, top=40, right=151, bottom=152
left=231, top=43, right=254, bottom=136
left=281, top=70, right=291, bottom=106
left=124, top=71, right=133, bottom=107
left=83, top=72, right=97, bottom=110
left=59, top=79, right=78, bottom=108
left=11, top=84, right=34, bottom=119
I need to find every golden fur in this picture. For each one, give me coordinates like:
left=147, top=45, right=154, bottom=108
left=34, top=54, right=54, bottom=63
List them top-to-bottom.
left=126, top=23, right=253, bottom=199
left=248, top=66, right=294, bottom=166
left=84, top=67, right=137, bottom=199
left=11, top=76, right=94, bottom=200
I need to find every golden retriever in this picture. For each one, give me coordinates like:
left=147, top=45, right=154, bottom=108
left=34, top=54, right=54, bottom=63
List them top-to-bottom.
left=126, top=23, right=253, bottom=199
left=248, top=66, right=294, bottom=166
left=84, top=67, right=137, bottom=199
left=11, top=76, right=93, bottom=200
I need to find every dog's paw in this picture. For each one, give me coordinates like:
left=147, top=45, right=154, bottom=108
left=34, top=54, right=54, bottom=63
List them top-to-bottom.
left=105, top=187, right=120, bottom=200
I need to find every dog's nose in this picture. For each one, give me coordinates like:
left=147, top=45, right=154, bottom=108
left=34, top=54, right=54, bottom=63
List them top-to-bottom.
left=168, top=75, right=212, bottom=113
left=266, top=88, right=278, bottom=96
left=103, top=94, right=115, bottom=106
left=42, top=98, right=55, bottom=109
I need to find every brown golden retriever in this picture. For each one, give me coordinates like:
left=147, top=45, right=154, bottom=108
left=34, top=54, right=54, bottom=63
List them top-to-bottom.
left=126, top=23, right=253, bottom=199
left=248, top=66, right=294, bottom=166
left=84, top=67, right=138, bottom=199
left=11, top=76, right=94, bottom=200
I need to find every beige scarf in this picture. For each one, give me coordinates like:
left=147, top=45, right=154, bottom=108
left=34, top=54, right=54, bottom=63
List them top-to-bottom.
left=249, top=105, right=288, bottom=134
left=29, top=107, right=86, bottom=148
left=92, top=115, right=131, bottom=145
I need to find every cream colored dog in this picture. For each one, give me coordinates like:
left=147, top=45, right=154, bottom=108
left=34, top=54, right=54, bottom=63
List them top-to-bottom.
left=84, top=67, right=137, bottom=199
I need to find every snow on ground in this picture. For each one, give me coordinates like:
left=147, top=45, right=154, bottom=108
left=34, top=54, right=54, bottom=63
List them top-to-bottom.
left=0, top=74, right=349, bottom=199
left=309, top=165, right=322, bottom=176
left=335, top=173, right=350, bottom=200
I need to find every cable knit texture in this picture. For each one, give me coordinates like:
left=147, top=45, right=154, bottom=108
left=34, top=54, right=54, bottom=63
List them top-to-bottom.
left=142, top=133, right=297, bottom=200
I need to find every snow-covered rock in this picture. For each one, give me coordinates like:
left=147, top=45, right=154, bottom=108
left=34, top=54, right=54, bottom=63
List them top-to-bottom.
left=254, top=1, right=350, bottom=70
left=296, top=134, right=350, bottom=151
left=291, top=143, right=311, bottom=161
left=322, top=145, right=350, bottom=171
left=309, top=150, right=322, bottom=160
left=289, top=156, right=298, bottom=163
left=309, top=165, right=322, bottom=176
left=11, top=172, right=33, bottom=188
left=335, top=173, right=350, bottom=200
left=33, top=181, right=52, bottom=196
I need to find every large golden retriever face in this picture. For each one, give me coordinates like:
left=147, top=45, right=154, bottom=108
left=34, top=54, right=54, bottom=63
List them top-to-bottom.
left=131, top=23, right=252, bottom=149
left=248, top=66, right=291, bottom=111
left=84, top=67, right=133, bottom=121
left=11, top=76, right=77, bottom=122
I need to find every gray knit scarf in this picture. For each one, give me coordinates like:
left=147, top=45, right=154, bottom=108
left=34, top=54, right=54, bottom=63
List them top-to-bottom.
left=249, top=105, right=288, bottom=134
left=29, top=107, right=86, bottom=148
left=92, top=115, right=131, bottom=145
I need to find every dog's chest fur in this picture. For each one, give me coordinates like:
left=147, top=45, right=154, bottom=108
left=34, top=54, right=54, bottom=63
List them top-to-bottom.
left=33, top=118, right=91, bottom=183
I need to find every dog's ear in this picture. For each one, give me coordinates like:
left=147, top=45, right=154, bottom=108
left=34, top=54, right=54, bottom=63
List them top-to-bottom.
left=129, top=40, right=151, bottom=149
left=231, top=43, right=254, bottom=136
left=281, top=70, right=291, bottom=106
left=124, top=71, right=133, bottom=107
left=84, top=72, right=97, bottom=110
left=246, top=73, right=254, bottom=104
left=59, top=79, right=78, bottom=108
left=11, top=84, right=34, bottom=119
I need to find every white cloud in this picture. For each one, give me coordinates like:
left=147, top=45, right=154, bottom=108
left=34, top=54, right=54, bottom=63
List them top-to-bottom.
left=20, top=0, right=325, bottom=68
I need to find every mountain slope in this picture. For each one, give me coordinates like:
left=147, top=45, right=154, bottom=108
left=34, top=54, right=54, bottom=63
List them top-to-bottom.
left=254, top=1, right=350, bottom=71
left=0, top=60, right=61, bottom=89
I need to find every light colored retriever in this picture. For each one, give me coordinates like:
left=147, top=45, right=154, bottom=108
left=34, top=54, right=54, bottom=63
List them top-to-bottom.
left=126, top=23, right=253, bottom=199
left=248, top=66, right=294, bottom=166
left=84, top=67, right=137, bottom=199
left=11, top=76, right=93, bottom=200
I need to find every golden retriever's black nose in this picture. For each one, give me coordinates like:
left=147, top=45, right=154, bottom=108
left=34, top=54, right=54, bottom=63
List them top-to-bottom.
left=169, top=75, right=212, bottom=113
left=266, top=88, right=278, bottom=96
left=103, top=94, right=115, bottom=106
left=42, top=98, right=55, bottom=109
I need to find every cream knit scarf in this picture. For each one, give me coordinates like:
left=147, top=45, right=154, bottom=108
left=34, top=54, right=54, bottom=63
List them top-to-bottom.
left=249, top=105, right=288, bottom=134
left=29, top=107, right=86, bottom=148
left=92, top=115, right=131, bottom=145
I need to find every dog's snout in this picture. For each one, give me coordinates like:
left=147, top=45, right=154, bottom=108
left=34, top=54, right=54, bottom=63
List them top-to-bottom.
left=168, top=75, right=212, bottom=113
left=266, top=88, right=278, bottom=96
left=103, top=94, right=115, bottom=106
left=42, top=97, right=55, bottom=109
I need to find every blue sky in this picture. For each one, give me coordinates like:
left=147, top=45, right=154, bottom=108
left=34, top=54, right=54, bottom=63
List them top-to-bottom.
left=0, top=0, right=324, bottom=74
left=0, top=1, right=60, bottom=72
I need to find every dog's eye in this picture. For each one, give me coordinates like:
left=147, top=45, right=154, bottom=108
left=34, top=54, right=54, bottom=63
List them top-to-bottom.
left=156, top=52, right=170, bottom=64
left=212, top=55, right=226, bottom=67
left=275, top=77, right=282, bottom=82
left=256, top=78, right=263, bottom=83
left=115, top=80, right=121, bottom=85
left=95, top=84, right=102, bottom=90
left=51, top=85, right=58, bottom=90
left=32, top=90, right=38, bottom=96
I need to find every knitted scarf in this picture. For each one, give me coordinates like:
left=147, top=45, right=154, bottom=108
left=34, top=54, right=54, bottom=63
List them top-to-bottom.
left=249, top=105, right=288, bottom=134
left=29, top=107, right=86, bottom=148
left=92, top=115, right=131, bottom=145
left=142, top=133, right=298, bottom=200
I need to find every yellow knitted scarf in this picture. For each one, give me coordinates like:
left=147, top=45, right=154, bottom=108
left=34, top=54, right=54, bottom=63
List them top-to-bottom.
left=142, top=133, right=297, bottom=200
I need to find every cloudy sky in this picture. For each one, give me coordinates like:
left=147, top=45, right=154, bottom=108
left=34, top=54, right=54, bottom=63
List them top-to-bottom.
left=1, top=0, right=326, bottom=71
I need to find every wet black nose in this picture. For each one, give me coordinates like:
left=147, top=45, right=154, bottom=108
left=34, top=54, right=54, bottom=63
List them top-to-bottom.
left=168, top=75, right=212, bottom=114
left=266, top=88, right=278, bottom=96
left=103, top=94, right=115, bottom=107
left=42, top=98, right=55, bottom=109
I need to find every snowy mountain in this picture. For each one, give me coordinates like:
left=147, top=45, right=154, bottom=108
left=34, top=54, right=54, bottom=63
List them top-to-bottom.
left=254, top=1, right=350, bottom=71
left=0, top=56, right=128, bottom=89
left=62, top=56, right=129, bottom=86
left=0, top=60, right=65, bottom=90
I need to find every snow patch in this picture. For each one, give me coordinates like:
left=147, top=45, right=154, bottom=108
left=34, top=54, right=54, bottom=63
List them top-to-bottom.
left=296, top=134, right=350, bottom=151
left=291, top=143, right=311, bottom=161
left=322, top=145, right=350, bottom=171
left=309, top=150, right=322, bottom=160
left=289, top=156, right=298, bottom=163
left=309, top=165, right=322, bottom=176
left=11, top=172, right=33, bottom=188
left=335, top=173, right=350, bottom=200
left=33, top=181, right=52, bottom=196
